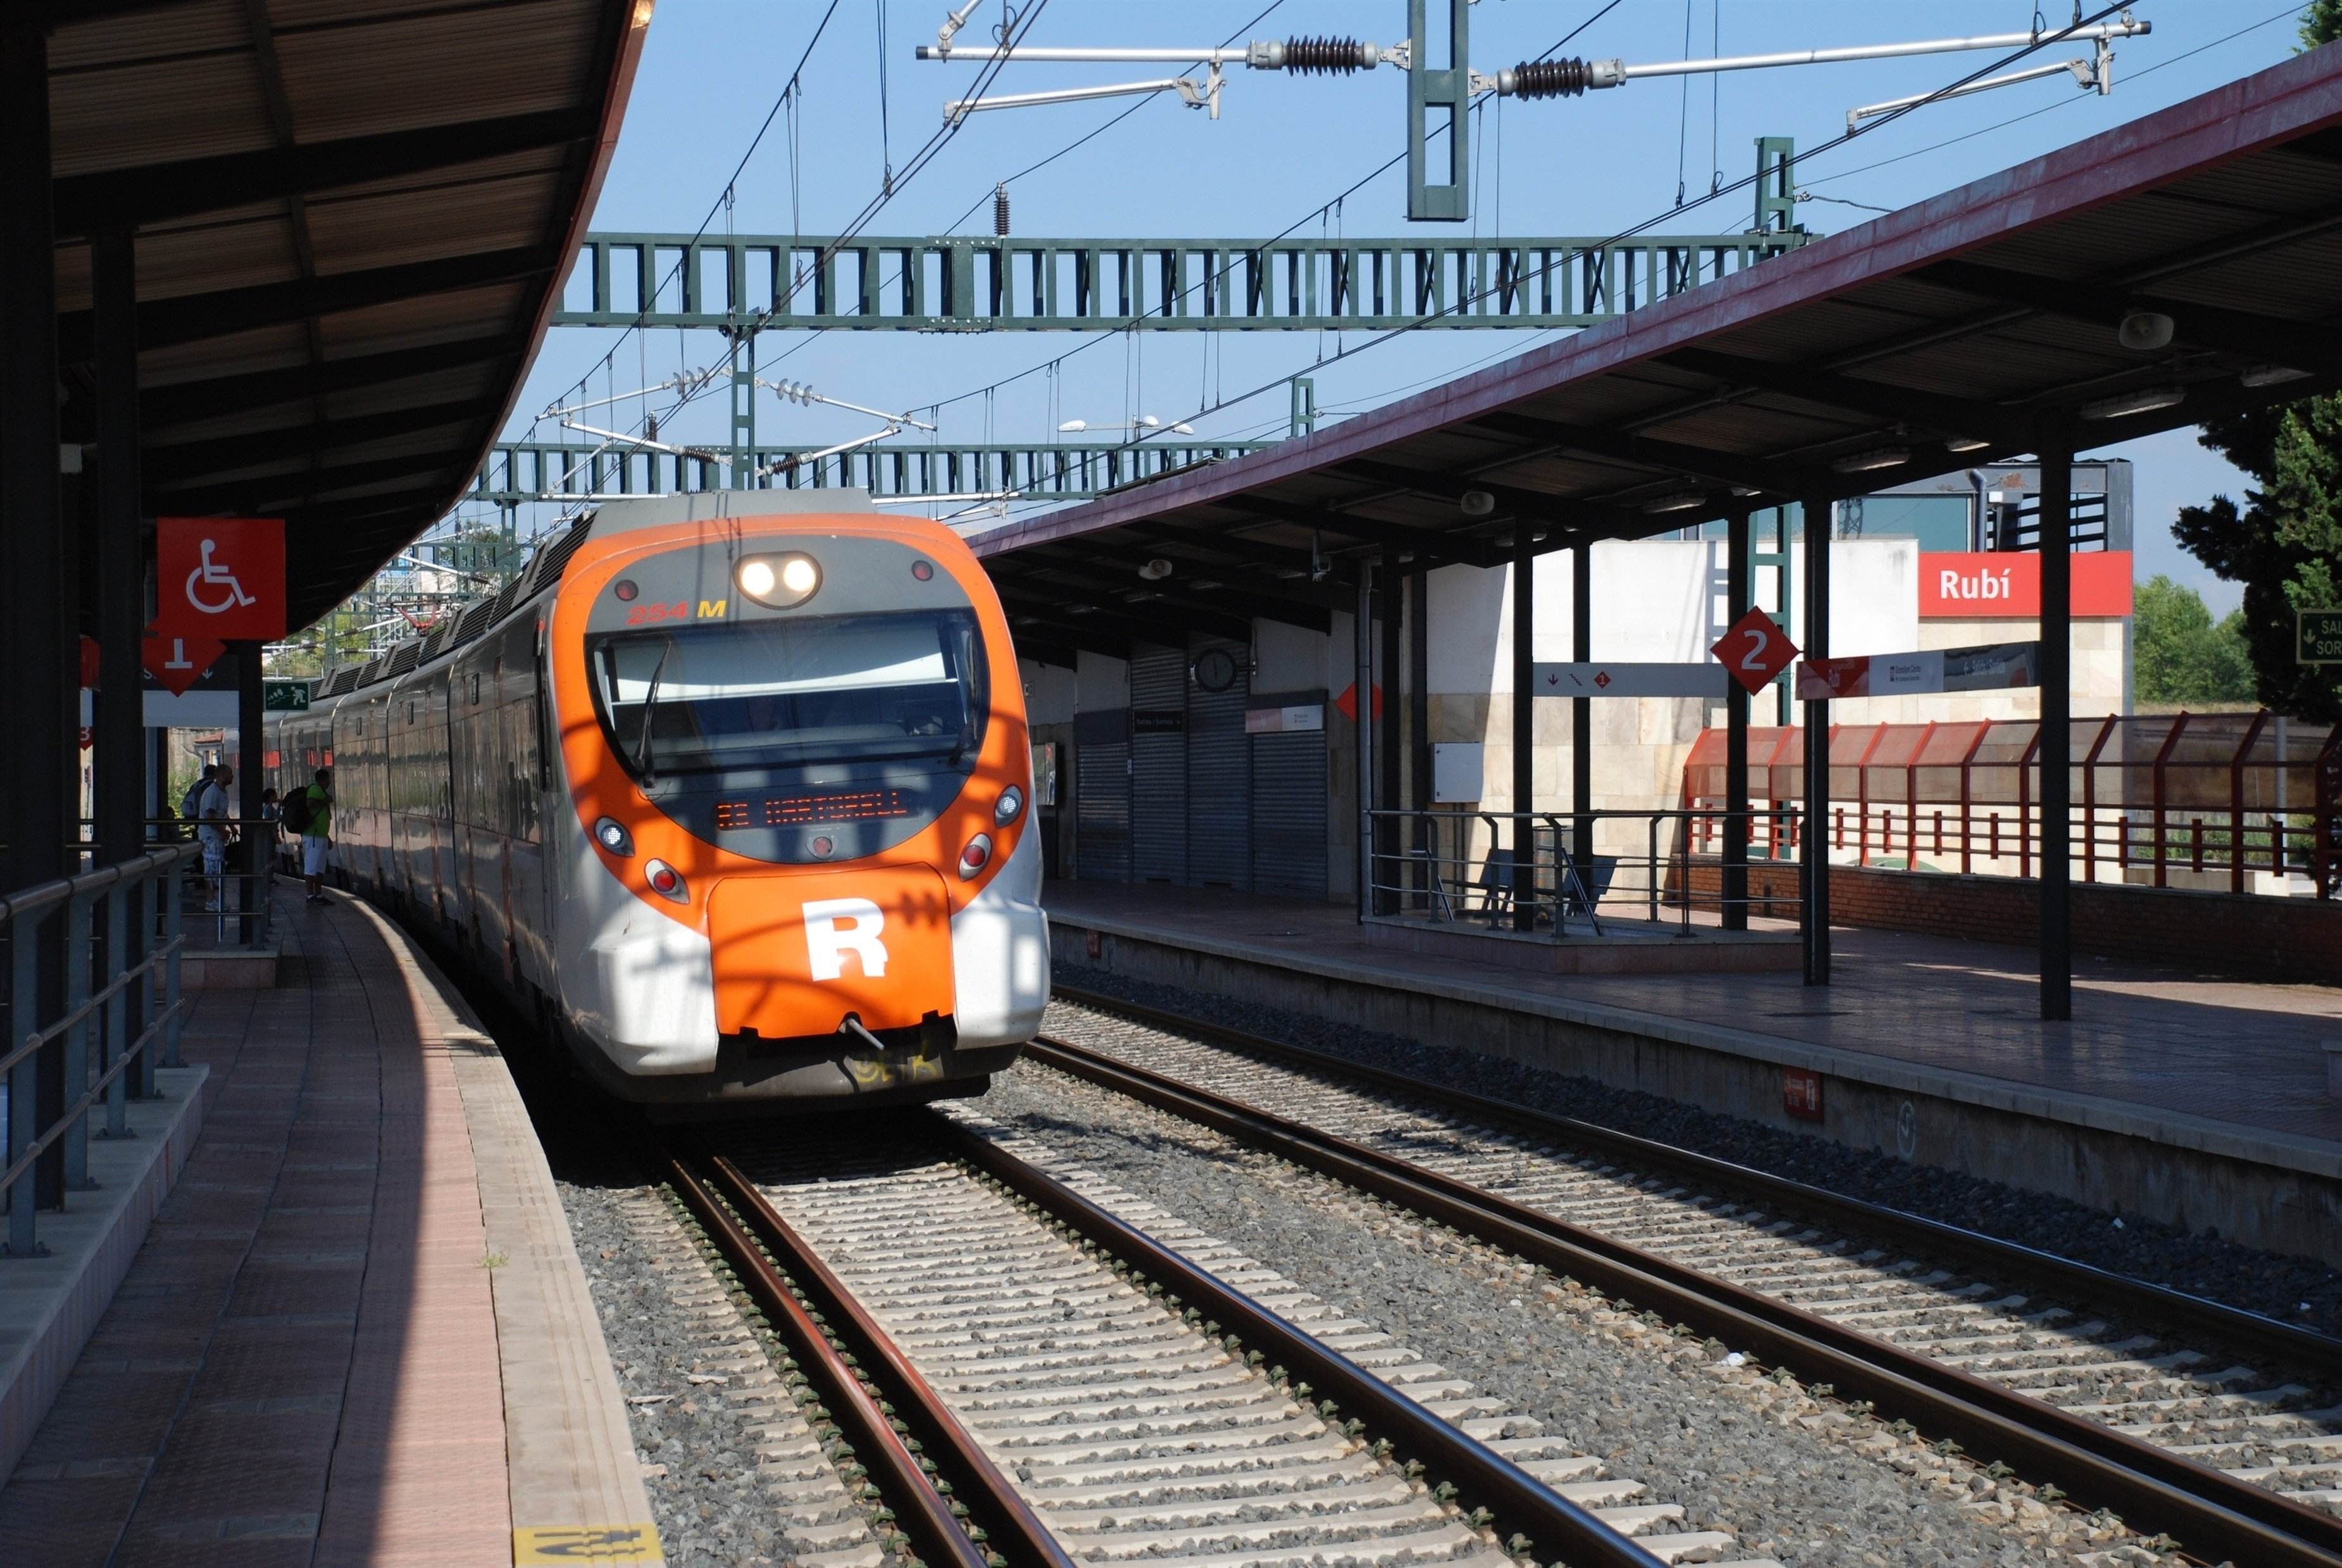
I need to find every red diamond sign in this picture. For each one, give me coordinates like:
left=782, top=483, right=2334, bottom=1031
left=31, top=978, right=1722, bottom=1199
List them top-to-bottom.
left=1712, top=606, right=1798, bottom=696
left=143, top=627, right=225, bottom=696
left=1593, top=671, right=1612, bottom=689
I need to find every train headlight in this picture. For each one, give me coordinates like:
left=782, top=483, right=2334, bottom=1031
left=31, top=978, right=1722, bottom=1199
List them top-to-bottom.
left=736, top=552, right=821, bottom=609
left=994, top=786, right=1023, bottom=825
left=593, top=817, right=634, bottom=856
left=958, top=833, right=993, bottom=879
left=644, top=858, right=689, bottom=903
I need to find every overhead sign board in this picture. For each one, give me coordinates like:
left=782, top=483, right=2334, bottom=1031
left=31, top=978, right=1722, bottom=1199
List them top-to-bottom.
left=156, top=517, right=287, bottom=642
left=1919, top=551, right=2132, bottom=619
left=1713, top=607, right=1798, bottom=696
left=2300, top=608, right=2342, bottom=666
left=1796, top=640, right=2040, bottom=701
left=1531, top=662, right=1727, bottom=698
left=263, top=679, right=312, bottom=712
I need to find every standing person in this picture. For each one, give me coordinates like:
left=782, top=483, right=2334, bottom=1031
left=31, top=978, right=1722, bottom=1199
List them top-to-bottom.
left=179, top=763, right=215, bottom=841
left=199, top=763, right=235, bottom=910
left=292, top=766, right=334, bottom=904
left=258, top=788, right=283, bottom=870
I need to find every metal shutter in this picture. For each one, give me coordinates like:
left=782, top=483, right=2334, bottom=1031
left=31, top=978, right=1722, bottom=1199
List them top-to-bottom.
left=1186, top=636, right=1251, bottom=888
left=1129, top=643, right=1188, bottom=883
left=1249, top=690, right=1328, bottom=901
left=1074, top=710, right=1130, bottom=882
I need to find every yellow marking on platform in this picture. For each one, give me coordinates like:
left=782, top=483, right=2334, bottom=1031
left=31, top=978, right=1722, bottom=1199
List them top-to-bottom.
left=513, top=1522, right=664, bottom=1564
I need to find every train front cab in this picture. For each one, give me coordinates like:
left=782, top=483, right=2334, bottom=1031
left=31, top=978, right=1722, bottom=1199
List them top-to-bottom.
left=548, top=494, right=1049, bottom=1112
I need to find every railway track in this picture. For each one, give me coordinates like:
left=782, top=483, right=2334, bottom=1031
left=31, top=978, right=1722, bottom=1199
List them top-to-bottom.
left=1034, top=984, right=2342, bottom=1568
left=668, top=1113, right=1802, bottom=1568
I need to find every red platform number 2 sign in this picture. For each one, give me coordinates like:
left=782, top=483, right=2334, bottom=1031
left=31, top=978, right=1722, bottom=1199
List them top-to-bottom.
left=156, top=517, right=286, bottom=643
left=1712, top=606, right=1798, bottom=696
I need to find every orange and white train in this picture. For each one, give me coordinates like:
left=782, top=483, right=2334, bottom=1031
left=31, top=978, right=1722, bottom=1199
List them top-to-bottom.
left=265, top=492, right=1048, bottom=1112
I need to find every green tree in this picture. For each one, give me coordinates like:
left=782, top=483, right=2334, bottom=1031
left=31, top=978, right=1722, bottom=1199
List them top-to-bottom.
left=2171, top=4, right=2342, bottom=720
left=2173, top=403, right=2342, bottom=721
left=2132, top=575, right=2257, bottom=705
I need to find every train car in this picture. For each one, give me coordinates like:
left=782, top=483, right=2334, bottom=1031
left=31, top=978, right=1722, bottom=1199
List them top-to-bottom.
left=267, top=491, right=1049, bottom=1112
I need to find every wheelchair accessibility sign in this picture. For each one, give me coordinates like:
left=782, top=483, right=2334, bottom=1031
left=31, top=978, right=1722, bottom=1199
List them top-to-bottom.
left=156, top=517, right=285, bottom=641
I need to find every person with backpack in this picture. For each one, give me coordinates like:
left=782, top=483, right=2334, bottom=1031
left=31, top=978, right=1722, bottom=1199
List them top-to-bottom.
left=179, top=764, right=214, bottom=842
left=284, top=766, right=334, bottom=904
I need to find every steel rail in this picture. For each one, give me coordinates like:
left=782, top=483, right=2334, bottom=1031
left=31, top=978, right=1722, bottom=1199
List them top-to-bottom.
left=1054, top=983, right=2342, bottom=1381
left=1027, top=1028, right=2342, bottom=1568
left=936, top=1118, right=1674, bottom=1568
left=656, top=1145, right=999, bottom=1568
left=689, top=1146, right=1077, bottom=1568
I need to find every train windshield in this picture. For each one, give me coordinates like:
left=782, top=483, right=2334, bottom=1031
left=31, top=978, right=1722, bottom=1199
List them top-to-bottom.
left=589, top=609, right=988, bottom=777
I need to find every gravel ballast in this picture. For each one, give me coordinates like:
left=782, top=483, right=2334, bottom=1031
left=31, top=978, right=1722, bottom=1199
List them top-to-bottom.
left=1053, top=962, right=2342, bottom=1335
left=975, top=1060, right=2169, bottom=1566
left=559, top=1176, right=889, bottom=1568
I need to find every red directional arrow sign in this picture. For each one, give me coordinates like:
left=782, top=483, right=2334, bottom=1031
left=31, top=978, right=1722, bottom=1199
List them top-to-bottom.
left=1712, top=606, right=1798, bottom=695
left=142, top=627, right=226, bottom=696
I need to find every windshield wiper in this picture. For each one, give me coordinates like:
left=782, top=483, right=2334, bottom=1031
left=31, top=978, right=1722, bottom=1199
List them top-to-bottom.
left=633, top=641, right=673, bottom=784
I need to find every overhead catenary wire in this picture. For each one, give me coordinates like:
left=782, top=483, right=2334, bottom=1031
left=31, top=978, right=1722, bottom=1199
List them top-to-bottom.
left=518, top=0, right=2187, bottom=541
left=520, top=0, right=1051, bottom=524
left=908, top=0, right=1629, bottom=425
left=946, top=0, right=2152, bottom=484
left=1799, top=3, right=2296, bottom=194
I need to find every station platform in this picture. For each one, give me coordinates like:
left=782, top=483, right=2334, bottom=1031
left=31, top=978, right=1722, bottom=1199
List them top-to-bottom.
left=1044, top=881, right=2342, bottom=1267
left=0, top=890, right=657, bottom=1568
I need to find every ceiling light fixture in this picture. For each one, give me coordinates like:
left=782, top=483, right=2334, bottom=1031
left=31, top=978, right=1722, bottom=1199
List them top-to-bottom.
left=2116, top=310, right=2176, bottom=351
left=2242, top=364, right=2311, bottom=389
left=2079, top=386, right=2184, bottom=421
left=1944, top=436, right=1990, bottom=453
left=1830, top=448, right=1909, bottom=474
left=1459, top=489, right=1496, bottom=517
left=1641, top=492, right=1703, bottom=514
left=1137, top=558, right=1175, bottom=580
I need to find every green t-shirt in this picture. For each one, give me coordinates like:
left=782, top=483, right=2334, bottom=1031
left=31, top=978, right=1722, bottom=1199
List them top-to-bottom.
left=299, top=784, right=332, bottom=837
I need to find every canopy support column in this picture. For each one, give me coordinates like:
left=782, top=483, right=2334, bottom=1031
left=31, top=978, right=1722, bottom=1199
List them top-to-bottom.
left=0, top=23, right=66, bottom=898
left=94, top=228, right=146, bottom=873
left=2039, top=438, right=2074, bottom=1022
left=1802, top=496, right=1832, bottom=986
left=1724, top=508, right=1752, bottom=932
left=1512, top=523, right=1535, bottom=931
left=1572, top=540, right=1592, bottom=871
left=1377, top=545, right=1403, bottom=915
left=1354, top=565, right=1374, bottom=922
left=1408, top=567, right=1431, bottom=908
left=238, top=644, right=265, bottom=946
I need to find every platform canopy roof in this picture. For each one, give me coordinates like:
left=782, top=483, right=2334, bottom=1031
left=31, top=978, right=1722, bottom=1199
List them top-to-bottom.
left=37, top=0, right=648, bottom=628
left=974, top=42, right=2342, bottom=662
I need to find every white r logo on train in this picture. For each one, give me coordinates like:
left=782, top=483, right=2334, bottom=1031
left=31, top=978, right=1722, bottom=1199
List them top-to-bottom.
left=803, top=898, right=890, bottom=980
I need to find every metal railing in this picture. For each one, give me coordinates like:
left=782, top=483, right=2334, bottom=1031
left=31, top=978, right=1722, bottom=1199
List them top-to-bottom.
left=1682, top=712, right=2338, bottom=895
left=1684, top=801, right=2320, bottom=890
left=1365, top=807, right=1804, bottom=940
left=75, top=818, right=277, bottom=949
left=1, top=844, right=197, bottom=1258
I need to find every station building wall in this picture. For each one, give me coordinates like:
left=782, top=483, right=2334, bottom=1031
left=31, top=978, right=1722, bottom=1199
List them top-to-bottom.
left=1020, top=538, right=2133, bottom=902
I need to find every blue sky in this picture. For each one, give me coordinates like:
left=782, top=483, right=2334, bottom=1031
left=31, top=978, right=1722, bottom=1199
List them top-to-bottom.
left=472, top=1, right=2315, bottom=614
